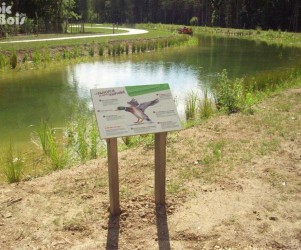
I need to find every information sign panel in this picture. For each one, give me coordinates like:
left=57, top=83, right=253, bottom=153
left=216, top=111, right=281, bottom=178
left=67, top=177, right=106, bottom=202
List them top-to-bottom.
left=91, top=84, right=182, bottom=139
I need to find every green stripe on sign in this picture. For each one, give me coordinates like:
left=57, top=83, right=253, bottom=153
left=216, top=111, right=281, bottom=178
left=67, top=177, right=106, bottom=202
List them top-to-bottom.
left=125, top=84, right=170, bottom=97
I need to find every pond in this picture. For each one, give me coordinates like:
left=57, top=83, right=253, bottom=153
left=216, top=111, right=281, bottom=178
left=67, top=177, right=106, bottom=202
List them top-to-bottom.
left=0, top=35, right=301, bottom=150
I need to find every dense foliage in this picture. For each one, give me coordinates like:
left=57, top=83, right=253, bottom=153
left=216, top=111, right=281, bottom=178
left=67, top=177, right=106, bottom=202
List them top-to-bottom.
left=2, top=0, right=301, bottom=32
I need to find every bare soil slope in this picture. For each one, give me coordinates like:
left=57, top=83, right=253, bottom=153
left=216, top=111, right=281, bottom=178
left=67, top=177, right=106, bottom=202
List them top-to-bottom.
left=1, top=88, right=301, bottom=250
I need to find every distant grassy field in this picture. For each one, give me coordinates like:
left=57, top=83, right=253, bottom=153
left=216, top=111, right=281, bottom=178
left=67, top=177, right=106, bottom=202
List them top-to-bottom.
left=136, top=23, right=301, bottom=48
left=0, top=24, right=172, bottom=51
left=1, top=25, right=126, bottom=42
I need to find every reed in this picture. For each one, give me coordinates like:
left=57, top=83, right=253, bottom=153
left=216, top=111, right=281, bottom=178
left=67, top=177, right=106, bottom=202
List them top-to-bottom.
left=115, top=43, right=121, bottom=55
left=125, top=43, right=129, bottom=54
left=132, top=43, right=136, bottom=53
left=99, top=44, right=104, bottom=56
left=89, top=45, right=95, bottom=57
left=112, top=45, right=116, bottom=56
left=73, top=46, right=80, bottom=58
left=42, top=48, right=51, bottom=63
left=32, top=50, right=42, bottom=65
left=10, top=51, right=18, bottom=69
left=22, top=53, right=29, bottom=63
left=0, top=54, right=7, bottom=69
left=199, top=89, right=214, bottom=119
left=185, top=92, right=199, bottom=121
left=66, top=115, right=100, bottom=162
left=77, top=118, right=89, bottom=162
left=89, top=119, right=98, bottom=160
left=36, top=120, right=49, bottom=155
left=33, top=121, right=68, bottom=170
left=47, top=128, right=68, bottom=170
left=2, top=144, right=23, bottom=183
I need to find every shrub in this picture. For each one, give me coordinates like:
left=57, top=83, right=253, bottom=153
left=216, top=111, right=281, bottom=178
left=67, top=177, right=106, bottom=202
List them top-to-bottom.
left=190, top=16, right=198, bottom=26
left=213, top=69, right=244, bottom=113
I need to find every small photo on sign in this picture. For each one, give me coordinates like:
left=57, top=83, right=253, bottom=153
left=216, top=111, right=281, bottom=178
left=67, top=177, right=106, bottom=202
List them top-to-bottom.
left=91, top=83, right=182, bottom=139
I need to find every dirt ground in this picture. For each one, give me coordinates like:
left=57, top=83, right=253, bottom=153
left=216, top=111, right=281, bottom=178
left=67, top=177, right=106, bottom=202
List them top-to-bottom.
left=0, top=88, right=300, bottom=250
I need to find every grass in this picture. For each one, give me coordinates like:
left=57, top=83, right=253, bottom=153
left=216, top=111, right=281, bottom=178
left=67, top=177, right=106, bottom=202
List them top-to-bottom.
left=137, top=23, right=301, bottom=49
left=0, top=27, right=170, bottom=51
left=0, top=32, right=192, bottom=72
left=10, top=52, right=17, bottom=69
left=0, top=53, right=7, bottom=69
left=199, top=89, right=214, bottom=119
left=185, top=92, right=199, bottom=121
left=66, top=113, right=104, bottom=163
left=36, top=120, right=48, bottom=154
left=32, top=121, right=68, bottom=171
left=46, top=129, right=68, bottom=171
left=201, top=140, right=225, bottom=166
left=2, top=144, right=23, bottom=183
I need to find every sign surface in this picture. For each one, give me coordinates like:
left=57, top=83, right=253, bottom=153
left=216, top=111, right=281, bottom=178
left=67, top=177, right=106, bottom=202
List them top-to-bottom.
left=91, top=84, right=182, bottom=139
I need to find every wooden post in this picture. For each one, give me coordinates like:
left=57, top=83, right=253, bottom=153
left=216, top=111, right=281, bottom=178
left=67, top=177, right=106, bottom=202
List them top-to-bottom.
left=155, top=132, right=167, bottom=205
left=107, top=138, right=120, bottom=215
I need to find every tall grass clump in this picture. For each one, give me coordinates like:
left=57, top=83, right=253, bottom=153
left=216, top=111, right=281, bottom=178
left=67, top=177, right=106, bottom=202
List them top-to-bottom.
left=115, top=43, right=121, bottom=55
left=125, top=43, right=129, bottom=54
left=132, top=43, right=136, bottom=53
left=99, top=44, right=105, bottom=56
left=89, top=45, right=95, bottom=57
left=108, top=45, right=112, bottom=56
left=112, top=45, right=116, bottom=56
left=73, top=46, right=80, bottom=58
left=42, top=48, right=51, bottom=63
left=63, top=49, right=71, bottom=60
left=32, top=50, right=42, bottom=66
left=10, top=52, right=18, bottom=69
left=23, top=53, right=29, bottom=63
left=0, top=54, right=7, bottom=69
left=213, top=69, right=244, bottom=113
left=199, top=89, right=214, bottom=119
left=185, top=92, right=199, bottom=121
left=66, top=114, right=100, bottom=163
left=76, top=118, right=89, bottom=162
left=89, top=118, right=98, bottom=160
left=36, top=120, right=48, bottom=154
left=33, top=121, right=68, bottom=170
left=46, top=128, right=68, bottom=170
left=2, top=144, right=23, bottom=183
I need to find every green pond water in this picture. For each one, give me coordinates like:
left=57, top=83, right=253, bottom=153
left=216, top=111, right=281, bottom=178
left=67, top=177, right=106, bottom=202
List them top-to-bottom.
left=0, top=35, right=301, bottom=151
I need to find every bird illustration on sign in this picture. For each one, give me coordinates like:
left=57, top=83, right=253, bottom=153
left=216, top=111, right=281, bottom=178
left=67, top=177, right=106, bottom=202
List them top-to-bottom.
left=116, top=98, right=159, bottom=123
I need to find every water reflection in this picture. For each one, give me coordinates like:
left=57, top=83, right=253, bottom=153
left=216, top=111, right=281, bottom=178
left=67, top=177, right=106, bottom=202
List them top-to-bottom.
left=67, top=60, right=201, bottom=115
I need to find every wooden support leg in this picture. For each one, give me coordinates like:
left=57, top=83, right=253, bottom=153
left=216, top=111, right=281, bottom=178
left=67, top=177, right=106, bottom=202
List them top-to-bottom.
left=155, top=132, right=167, bottom=205
left=107, top=138, right=120, bottom=215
